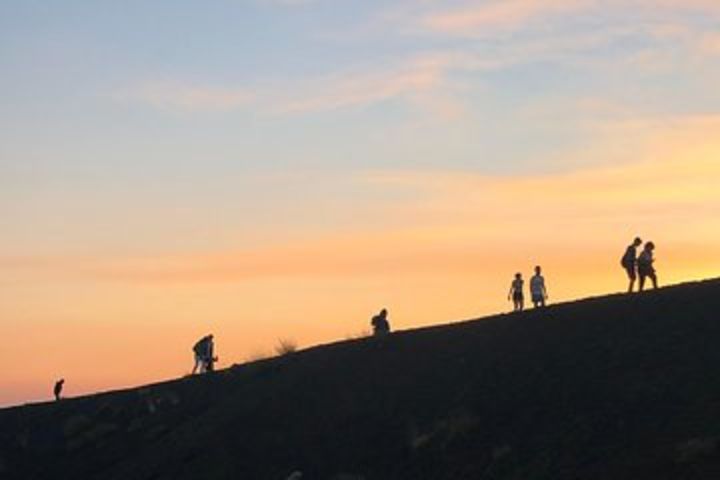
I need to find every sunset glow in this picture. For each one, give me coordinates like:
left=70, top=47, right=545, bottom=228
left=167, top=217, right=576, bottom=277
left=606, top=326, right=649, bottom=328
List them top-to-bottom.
left=2, top=0, right=720, bottom=406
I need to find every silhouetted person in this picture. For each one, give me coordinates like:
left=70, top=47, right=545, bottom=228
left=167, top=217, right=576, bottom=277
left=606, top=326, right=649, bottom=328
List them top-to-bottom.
left=621, top=237, right=643, bottom=292
left=637, top=241, right=658, bottom=291
left=530, top=266, right=548, bottom=308
left=508, top=273, right=524, bottom=312
left=371, top=308, right=390, bottom=336
left=192, top=334, right=215, bottom=374
left=205, top=336, right=218, bottom=372
left=53, top=379, right=64, bottom=401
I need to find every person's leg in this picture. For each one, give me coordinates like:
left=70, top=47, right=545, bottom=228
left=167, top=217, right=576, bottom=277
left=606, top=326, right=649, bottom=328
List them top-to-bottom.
left=627, top=268, right=636, bottom=293
left=651, top=272, right=658, bottom=289
left=638, top=273, right=646, bottom=292
left=192, top=354, right=202, bottom=374
left=200, top=356, right=208, bottom=373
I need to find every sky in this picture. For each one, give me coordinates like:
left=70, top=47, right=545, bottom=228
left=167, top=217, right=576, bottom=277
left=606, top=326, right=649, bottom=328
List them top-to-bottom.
left=2, top=0, right=720, bottom=406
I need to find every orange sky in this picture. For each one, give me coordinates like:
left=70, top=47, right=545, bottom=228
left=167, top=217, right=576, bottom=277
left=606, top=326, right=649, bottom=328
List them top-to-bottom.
left=2, top=115, right=720, bottom=407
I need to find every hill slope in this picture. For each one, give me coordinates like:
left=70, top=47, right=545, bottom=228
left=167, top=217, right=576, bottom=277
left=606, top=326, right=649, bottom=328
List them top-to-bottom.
left=3, top=280, right=720, bottom=480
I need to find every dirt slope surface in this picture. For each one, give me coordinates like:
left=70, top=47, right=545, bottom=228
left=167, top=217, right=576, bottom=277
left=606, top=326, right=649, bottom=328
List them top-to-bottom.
left=2, top=279, right=720, bottom=480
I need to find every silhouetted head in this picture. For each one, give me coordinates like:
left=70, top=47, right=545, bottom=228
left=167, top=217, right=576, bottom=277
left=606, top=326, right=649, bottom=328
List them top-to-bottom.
left=633, top=237, right=642, bottom=247
left=645, top=241, right=655, bottom=251
left=535, top=266, right=542, bottom=275
left=515, top=272, right=522, bottom=279
left=380, top=308, right=387, bottom=317
left=208, top=334, right=214, bottom=340
left=58, top=379, right=64, bottom=385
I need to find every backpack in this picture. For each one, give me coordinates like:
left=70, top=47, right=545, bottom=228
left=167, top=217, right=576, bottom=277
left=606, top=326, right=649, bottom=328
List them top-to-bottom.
left=620, top=247, right=634, bottom=268
left=193, top=337, right=208, bottom=355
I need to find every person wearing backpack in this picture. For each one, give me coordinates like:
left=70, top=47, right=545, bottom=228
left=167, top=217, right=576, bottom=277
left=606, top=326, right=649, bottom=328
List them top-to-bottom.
left=621, top=237, right=643, bottom=292
left=637, top=241, right=658, bottom=291
left=192, top=334, right=214, bottom=374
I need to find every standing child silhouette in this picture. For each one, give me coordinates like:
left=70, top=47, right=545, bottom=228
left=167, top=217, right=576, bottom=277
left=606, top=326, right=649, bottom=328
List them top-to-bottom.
left=508, top=273, right=525, bottom=312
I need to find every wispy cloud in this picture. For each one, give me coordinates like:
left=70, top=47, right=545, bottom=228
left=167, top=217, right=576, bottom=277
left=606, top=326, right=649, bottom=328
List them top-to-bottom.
left=115, top=0, right=720, bottom=117
left=255, top=0, right=317, bottom=5
left=416, top=0, right=720, bottom=37
left=420, top=0, right=591, bottom=36
left=701, top=33, right=720, bottom=55
left=275, top=53, right=466, bottom=117
left=117, top=54, right=468, bottom=118
left=115, top=82, right=255, bottom=112
left=364, top=113, right=720, bottom=215
left=7, top=114, right=720, bottom=284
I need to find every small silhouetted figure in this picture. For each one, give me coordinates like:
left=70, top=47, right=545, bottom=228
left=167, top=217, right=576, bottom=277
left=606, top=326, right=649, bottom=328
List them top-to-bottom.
left=621, top=237, right=643, bottom=292
left=637, top=241, right=658, bottom=291
left=530, top=266, right=548, bottom=308
left=508, top=273, right=524, bottom=312
left=371, top=308, right=391, bottom=336
left=192, top=334, right=215, bottom=374
left=205, top=337, right=218, bottom=372
left=53, top=379, right=64, bottom=401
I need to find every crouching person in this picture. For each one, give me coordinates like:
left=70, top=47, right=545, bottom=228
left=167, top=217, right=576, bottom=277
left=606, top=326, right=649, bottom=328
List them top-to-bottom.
left=371, top=308, right=391, bottom=337
left=192, top=334, right=216, bottom=374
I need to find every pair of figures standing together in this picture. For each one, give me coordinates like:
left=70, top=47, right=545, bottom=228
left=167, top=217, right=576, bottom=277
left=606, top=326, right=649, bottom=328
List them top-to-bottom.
left=622, top=237, right=658, bottom=292
left=508, top=266, right=548, bottom=312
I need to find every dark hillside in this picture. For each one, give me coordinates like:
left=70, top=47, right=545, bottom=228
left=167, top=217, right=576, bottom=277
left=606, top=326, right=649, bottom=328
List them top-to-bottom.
left=3, top=279, right=720, bottom=480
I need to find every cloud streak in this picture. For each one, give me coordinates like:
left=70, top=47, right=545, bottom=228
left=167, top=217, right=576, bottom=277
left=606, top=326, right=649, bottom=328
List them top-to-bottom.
left=417, top=0, right=720, bottom=37
left=420, top=0, right=591, bottom=35
left=117, top=25, right=719, bottom=118
left=117, top=54, right=466, bottom=117
left=116, top=82, right=255, bottom=112
left=7, top=114, right=720, bottom=284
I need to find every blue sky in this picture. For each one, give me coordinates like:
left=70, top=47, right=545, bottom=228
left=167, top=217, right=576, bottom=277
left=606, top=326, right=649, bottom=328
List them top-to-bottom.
left=2, top=0, right=720, bottom=256
left=3, top=1, right=719, bottom=181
